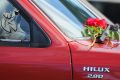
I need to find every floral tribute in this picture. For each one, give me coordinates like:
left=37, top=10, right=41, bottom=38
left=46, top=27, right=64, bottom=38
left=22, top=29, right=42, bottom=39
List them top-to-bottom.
left=82, top=18, right=120, bottom=47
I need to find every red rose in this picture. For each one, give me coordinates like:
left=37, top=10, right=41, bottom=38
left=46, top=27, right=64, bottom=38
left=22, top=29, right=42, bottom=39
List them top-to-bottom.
left=86, top=18, right=107, bottom=29
left=86, top=18, right=95, bottom=26
left=86, top=18, right=99, bottom=27
left=93, top=18, right=99, bottom=27
left=97, top=19, right=107, bottom=29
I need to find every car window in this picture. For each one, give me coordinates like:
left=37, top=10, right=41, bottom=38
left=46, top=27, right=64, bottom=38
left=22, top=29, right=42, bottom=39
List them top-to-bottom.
left=0, top=0, right=30, bottom=42
left=0, top=0, right=50, bottom=47
left=32, top=0, right=96, bottom=39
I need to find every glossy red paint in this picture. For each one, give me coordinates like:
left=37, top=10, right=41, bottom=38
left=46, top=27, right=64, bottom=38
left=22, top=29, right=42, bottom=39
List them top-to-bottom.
left=0, top=0, right=120, bottom=80
left=0, top=0, right=72, bottom=80
left=69, top=40, right=120, bottom=80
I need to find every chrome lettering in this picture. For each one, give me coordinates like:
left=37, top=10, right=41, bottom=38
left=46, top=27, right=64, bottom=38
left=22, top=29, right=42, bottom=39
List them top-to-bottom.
left=83, top=67, right=110, bottom=72
left=83, top=67, right=90, bottom=71
left=98, top=67, right=104, bottom=72
left=104, top=68, right=110, bottom=72
left=88, top=74, right=103, bottom=79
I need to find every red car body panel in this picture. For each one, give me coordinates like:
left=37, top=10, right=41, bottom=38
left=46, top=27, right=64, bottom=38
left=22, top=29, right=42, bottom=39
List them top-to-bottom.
left=0, top=0, right=120, bottom=80
left=0, top=0, right=72, bottom=80
left=69, top=40, right=120, bottom=80
left=0, top=46, right=72, bottom=80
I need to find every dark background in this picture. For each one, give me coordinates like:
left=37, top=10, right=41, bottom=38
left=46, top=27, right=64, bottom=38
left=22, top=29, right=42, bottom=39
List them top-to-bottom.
left=89, top=2, right=120, bottom=23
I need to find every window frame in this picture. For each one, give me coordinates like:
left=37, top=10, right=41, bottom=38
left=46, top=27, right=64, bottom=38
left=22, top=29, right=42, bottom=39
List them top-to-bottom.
left=0, top=0, right=51, bottom=48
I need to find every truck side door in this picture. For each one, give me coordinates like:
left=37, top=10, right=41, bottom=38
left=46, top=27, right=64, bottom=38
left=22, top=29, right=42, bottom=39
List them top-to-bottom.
left=0, top=1, right=72, bottom=80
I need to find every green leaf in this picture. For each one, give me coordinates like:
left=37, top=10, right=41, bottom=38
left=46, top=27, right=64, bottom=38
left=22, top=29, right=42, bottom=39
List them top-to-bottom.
left=85, top=27, right=92, bottom=36
left=99, top=27, right=103, bottom=34
left=82, top=28, right=90, bottom=37
left=84, top=28, right=89, bottom=36
left=108, top=30, right=113, bottom=39
left=81, top=31, right=85, bottom=37
left=111, top=31, right=115, bottom=40
left=113, top=31, right=119, bottom=41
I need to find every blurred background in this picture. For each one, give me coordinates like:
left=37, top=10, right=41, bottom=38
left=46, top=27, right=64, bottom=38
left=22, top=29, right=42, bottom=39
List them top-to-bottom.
left=87, top=0, right=120, bottom=23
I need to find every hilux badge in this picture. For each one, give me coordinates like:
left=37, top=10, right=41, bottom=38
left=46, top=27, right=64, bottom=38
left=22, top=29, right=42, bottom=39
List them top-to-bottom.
left=83, top=67, right=110, bottom=72
left=83, top=67, right=110, bottom=79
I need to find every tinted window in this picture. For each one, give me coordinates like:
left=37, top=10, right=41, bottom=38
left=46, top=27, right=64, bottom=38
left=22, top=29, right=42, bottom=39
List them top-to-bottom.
left=0, top=0, right=30, bottom=41
left=0, top=0, right=50, bottom=47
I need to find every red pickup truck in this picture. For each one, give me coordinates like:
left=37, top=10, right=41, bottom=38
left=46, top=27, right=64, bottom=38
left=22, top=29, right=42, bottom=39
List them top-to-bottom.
left=0, top=0, right=120, bottom=80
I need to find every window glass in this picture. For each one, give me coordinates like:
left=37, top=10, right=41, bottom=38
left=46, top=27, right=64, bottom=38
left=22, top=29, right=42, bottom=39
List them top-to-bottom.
left=0, top=0, right=30, bottom=41
left=32, top=0, right=96, bottom=39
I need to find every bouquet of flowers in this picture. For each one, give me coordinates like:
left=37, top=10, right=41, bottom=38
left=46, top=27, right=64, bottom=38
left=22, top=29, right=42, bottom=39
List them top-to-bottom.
left=82, top=18, right=120, bottom=47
